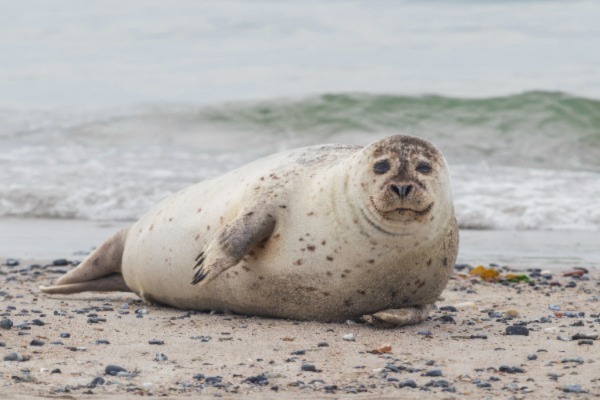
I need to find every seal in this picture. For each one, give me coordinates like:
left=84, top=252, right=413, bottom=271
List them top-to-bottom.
left=40, top=135, right=458, bottom=327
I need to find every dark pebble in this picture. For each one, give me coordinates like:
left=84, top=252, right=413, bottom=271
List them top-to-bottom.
left=5, top=259, right=19, bottom=267
left=52, top=259, right=70, bottom=266
left=439, top=306, right=458, bottom=312
left=87, top=317, right=106, bottom=324
left=0, top=319, right=13, bottom=330
left=31, top=319, right=45, bottom=326
left=506, top=325, right=529, bottom=336
left=60, top=333, right=71, bottom=338
left=572, top=333, right=598, bottom=340
left=29, top=339, right=45, bottom=346
left=148, top=339, right=164, bottom=345
left=95, top=340, right=110, bottom=345
left=578, top=340, right=594, bottom=345
left=317, top=342, right=329, bottom=347
left=291, top=349, right=306, bottom=355
left=4, top=352, right=22, bottom=361
left=527, top=354, right=538, bottom=360
left=301, top=363, right=318, bottom=372
left=104, top=364, right=127, bottom=376
left=499, top=365, right=525, bottom=374
left=51, top=368, right=61, bottom=374
left=423, top=369, right=443, bottom=377
left=193, top=373, right=205, bottom=381
left=245, top=374, right=269, bottom=385
left=204, top=376, right=222, bottom=385
left=89, top=377, right=105, bottom=388
left=398, top=379, right=417, bottom=388
left=426, top=379, right=450, bottom=388
left=477, top=382, right=492, bottom=388
left=324, top=384, right=338, bottom=392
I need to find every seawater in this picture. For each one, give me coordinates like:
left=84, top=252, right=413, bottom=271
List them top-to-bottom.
left=2, top=1, right=600, bottom=231
left=1, top=92, right=599, bottom=230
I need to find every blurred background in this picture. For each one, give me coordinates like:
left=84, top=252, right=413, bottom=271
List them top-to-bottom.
left=1, top=0, right=599, bottom=234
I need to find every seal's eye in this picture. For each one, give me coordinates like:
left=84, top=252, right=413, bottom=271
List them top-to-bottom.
left=373, top=160, right=391, bottom=174
left=416, top=162, right=432, bottom=174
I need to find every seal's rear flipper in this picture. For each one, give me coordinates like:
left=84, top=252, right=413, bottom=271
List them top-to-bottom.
left=40, top=227, right=129, bottom=294
left=40, top=273, right=131, bottom=294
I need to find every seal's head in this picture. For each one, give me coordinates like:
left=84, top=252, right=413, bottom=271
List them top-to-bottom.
left=353, top=135, right=453, bottom=229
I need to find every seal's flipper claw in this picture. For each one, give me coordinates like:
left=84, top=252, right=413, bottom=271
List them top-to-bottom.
left=361, top=305, right=432, bottom=328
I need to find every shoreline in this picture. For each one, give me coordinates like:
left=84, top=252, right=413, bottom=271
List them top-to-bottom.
left=1, top=217, right=599, bottom=269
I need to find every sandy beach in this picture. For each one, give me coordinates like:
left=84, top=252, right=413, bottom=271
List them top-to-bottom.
left=1, top=221, right=599, bottom=399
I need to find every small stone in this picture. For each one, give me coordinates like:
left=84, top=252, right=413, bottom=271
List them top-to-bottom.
left=5, top=259, right=19, bottom=267
left=52, top=259, right=70, bottom=266
left=454, top=301, right=476, bottom=310
left=548, top=304, right=561, bottom=311
left=439, top=306, right=458, bottom=312
left=0, top=319, right=13, bottom=330
left=31, top=319, right=45, bottom=326
left=506, top=325, right=529, bottom=336
left=417, top=330, right=432, bottom=336
left=60, top=333, right=71, bottom=338
left=342, top=333, right=355, bottom=341
left=572, top=333, right=598, bottom=340
left=557, top=335, right=572, bottom=341
left=29, top=339, right=45, bottom=346
left=148, top=339, right=164, bottom=345
left=95, top=340, right=110, bottom=345
left=578, top=340, right=594, bottom=345
left=317, top=342, right=329, bottom=347
left=291, top=349, right=306, bottom=355
left=4, top=352, right=23, bottom=361
left=154, top=352, right=168, bottom=362
left=527, top=354, right=538, bottom=361
left=561, top=357, right=584, bottom=364
left=301, top=363, right=318, bottom=372
left=105, top=364, right=127, bottom=376
left=499, top=365, right=525, bottom=374
left=51, top=368, right=61, bottom=374
left=423, top=369, right=443, bottom=377
left=264, top=372, right=283, bottom=379
left=193, top=373, right=205, bottom=381
left=244, top=374, right=269, bottom=385
left=204, top=376, right=222, bottom=385
left=89, top=377, right=105, bottom=388
left=398, top=379, right=417, bottom=388
left=562, top=384, right=584, bottom=393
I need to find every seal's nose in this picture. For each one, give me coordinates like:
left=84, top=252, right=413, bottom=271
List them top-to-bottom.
left=390, top=184, right=413, bottom=198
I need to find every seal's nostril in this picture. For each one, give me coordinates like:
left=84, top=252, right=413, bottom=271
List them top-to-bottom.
left=390, top=184, right=413, bottom=198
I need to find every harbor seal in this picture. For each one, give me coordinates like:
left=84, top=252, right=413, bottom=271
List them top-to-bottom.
left=41, top=135, right=458, bottom=327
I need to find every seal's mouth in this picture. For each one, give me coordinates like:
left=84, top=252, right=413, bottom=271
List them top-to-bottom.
left=369, top=197, right=434, bottom=218
left=393, top=203, right=434, bottom=216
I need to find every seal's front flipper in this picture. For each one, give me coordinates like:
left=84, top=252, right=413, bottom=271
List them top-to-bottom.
left=192, top=208, right=276, bottom=286
left=361, top=305, right=432, bottom=328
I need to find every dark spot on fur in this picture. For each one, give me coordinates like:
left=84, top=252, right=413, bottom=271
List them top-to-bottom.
left=260, top=176, right=265, bottom=181
left=279, top=205, right=287, bottom=209
left=197, top=208, right=202, bottom=213
left=245, top=211, right=254, bottom=216
left=307, top=211, right=315, bottom=216
left=169, top=218, right=173, bottom=222
left=149, top=224, right=154, bottom=231
left=206, top=225, right=211, bottom=231
left=273, top=233, right=280, bottom=239
left=195, top=234, right=200, bottom=241
left=298, top=237, right=304, bottom=242
left=321, top=240, right=327, bottom=246
left=307, top=245, right=316, bottom=251
left=326, top=256, right=334, bottom=261
left=442, top=257, right=448, bottom=266
left=293, top=259, right=303, bottom=266
left=367, top=259, right=375, bottom=264
left=427, top=259, right=432, bottom=266
left=242, top=265, right=250, bottom=272
left=344, top=269, right=351, bottom=274
left=326, top=271, right=332, bottom=276
left=226, top=272, right=231, bottom=278
left=341, top=274, right=346, bottom=278
left=259, top=276, right=264, bottom=280
left=417, top=280, right=426, bottom=288
left=357, top=289, right=366, bottom=295
left=390, top=290, right=398, bottom=298
left=322, top=292, right=330, bottom=297
left=344, top=299, right=353, bottom=307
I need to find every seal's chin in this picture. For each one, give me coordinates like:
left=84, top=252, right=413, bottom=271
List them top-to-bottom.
left=392, top=203, right=434, bottom=216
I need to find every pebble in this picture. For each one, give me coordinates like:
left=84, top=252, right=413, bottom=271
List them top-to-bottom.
left=5, top=258, right=19, bottom=267
left=52, top=259, right=70, bottom=266
left=454, top=301, right=476, bottom=310
left=548, top=304, right=561, bottom=311
left=439, top=306, right=458, bottom=312
left=504, top=309, right=519, bottom=318
left=0, top=319, right=13, bottom=330
left=505, top=325, right=529, bottom=336
left=59, top=333, right=71, bottom=338
left=342, top=333, right=355, bottom=341
left=572, top=333, right=598, bottom=340
left=29, top=339, right=45, bottom=346
left=148, top=339, right=164, bottom=345
left=95, top=340, right=110, bottom=345
left=317, top=342, right=329, bottom=347
left=4, top=352, right=24, bottom=361
left=154, top=352, right=168, bottom=361
left=527, top=354, right=538, bottom=361
left=561, top=357, right=584, bottom=365
left=301, top=363, right=318, bottom=372
left=105, top=364, right=127, bottom=376
left=498, top=365, right=525, bottom=374
left=51, top=368, right=61, bottom=374
left=422, top=369, right=443, bottom=377
left=264, top=372, right=283, bottom=379
left=192, top=373, right=205, bottom=381
left=244, top=374, right=269, bottom=385
left=204, top=376, right=222, bottom=385
left=89, top=377, right=105, bottom=388
left=398, top=379, right=417, bottom=388
left=562, top=384, right=584, bottom=393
